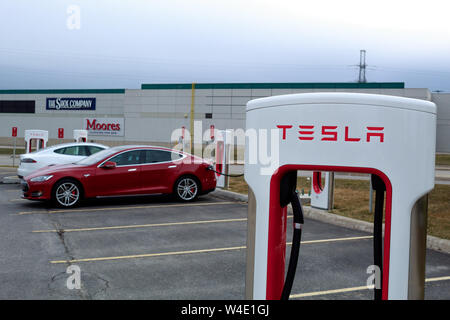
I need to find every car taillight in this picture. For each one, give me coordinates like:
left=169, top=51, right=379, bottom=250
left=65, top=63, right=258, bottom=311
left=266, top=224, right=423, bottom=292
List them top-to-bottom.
left=21, top=158, right=37, bottom=163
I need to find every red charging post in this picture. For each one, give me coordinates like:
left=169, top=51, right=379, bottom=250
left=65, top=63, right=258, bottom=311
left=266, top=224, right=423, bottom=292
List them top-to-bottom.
left=210, top=125, right=215, bottom=141
left=12, top=127, right=17, bottom=167
left=58, top=128, right=64, bottom=145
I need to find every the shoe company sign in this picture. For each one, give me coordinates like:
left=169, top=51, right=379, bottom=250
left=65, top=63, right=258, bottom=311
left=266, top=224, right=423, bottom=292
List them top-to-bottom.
left=46, top=97, right=96, bottom=110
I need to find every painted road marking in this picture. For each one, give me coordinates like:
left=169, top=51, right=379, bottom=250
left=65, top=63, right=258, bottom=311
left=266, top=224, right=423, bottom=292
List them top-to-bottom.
left=18, top=201, right=245, bottom=215
left=33, top=215, right=294, bottom=233
left=32, top=217, right=248, bottom=233
left=50, top=235, right=373, bottom=264
left=287, top=235, right=372, bottom=246
left=50, top=246, right=247, bottom=264
left=289, top=276, right=450, bottom=299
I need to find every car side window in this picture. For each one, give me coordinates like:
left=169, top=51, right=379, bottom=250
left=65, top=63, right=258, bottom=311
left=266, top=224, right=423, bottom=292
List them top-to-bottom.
left=53, top=146, right=78, bottom=156
left=78, top=146, right=91, bottom=156
left=87, top=146, right=104, bottom=155
left=109, top=150, right=142, bottom=166
left=143, top=150, right=181, bottom=164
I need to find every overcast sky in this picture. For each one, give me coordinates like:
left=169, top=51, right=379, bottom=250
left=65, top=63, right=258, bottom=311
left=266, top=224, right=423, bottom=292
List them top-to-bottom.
left=1, top=0, right=449, bottom=91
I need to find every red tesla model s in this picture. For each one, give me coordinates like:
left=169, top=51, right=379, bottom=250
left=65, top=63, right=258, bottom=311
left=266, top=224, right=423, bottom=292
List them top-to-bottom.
left=21, top=145, right=217, bottom=207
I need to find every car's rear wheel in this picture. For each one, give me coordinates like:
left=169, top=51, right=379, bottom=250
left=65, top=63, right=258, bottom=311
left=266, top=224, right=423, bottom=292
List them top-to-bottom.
left=174, top=176, right=199, bottom=201
left=53, top=179, right=82, bottom=208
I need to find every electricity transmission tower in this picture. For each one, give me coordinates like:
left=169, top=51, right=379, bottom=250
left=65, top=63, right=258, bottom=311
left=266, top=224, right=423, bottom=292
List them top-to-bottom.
left=358, top=49, right=367, bottom=83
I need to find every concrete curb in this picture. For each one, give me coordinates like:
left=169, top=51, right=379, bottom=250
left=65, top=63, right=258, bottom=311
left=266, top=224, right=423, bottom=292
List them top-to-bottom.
left=210, top=189, right=248, bottom=202
left=211, top=189, right=450, bottom=254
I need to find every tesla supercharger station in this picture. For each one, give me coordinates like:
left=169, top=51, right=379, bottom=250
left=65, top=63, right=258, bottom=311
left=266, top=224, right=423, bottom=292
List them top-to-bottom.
left=244, top=92, right=436, bottom=300
left=204, top=125, right=216, bottom=162
left=177, top=126, right=188, bottom=153
left=73, top=129, right=88, bottom=142
left=215, top=129, right=232, bottom=188
left=24, top=130, right=48, bottom=153
left=310, top=171, right=334, bottom=210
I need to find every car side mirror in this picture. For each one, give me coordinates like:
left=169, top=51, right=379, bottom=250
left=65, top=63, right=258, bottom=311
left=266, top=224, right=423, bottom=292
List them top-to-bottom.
left=101, top=161, right=117, bottom=169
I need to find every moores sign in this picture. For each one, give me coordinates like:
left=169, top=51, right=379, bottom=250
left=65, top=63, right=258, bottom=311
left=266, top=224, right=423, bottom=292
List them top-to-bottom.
left=46, top=98, right=96, bottom=110
left=84, top=118, right=124, bottom=136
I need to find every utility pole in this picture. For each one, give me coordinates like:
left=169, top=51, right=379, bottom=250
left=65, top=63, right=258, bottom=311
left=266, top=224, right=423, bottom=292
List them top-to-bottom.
left=358, top=49, right=367, bottom=83
left=190, top=82, right=196, bottom=154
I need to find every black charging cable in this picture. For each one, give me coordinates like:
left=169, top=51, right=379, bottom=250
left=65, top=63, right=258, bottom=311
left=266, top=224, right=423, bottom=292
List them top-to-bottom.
left=206, top=165, right=244, bottom=177
left=371, top=174, right=386, bottom=301
left=281, top=189, right=304, bottom=300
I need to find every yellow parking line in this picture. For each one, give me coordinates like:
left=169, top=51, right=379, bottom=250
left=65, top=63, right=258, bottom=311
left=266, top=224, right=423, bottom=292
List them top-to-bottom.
left=18, top=201, right=244, bottom=215
left=33, top=215, right=294, bottom=233
left=32, top=217, right=248, bottom=233
left=49, top=235, right=372, bottom=264
left=288, top=235, right=373, bottom=246
left=50, top=246, right=247, bottom=264
left=425, top=275, right=450, bottom=282
left=290, top=276, right=450, bottom=299
left=290, top=285, right=370, bottom=298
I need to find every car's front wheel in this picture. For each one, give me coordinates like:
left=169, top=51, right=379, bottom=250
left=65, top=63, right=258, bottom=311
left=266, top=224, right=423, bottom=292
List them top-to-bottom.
left=174, top=176, right=199, bottom=201
left=53, top=179, right=82, bottom=208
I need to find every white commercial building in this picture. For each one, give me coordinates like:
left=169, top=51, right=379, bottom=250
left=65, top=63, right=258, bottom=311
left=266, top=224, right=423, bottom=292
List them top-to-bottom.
left=0, top=82, right=449, bottom=153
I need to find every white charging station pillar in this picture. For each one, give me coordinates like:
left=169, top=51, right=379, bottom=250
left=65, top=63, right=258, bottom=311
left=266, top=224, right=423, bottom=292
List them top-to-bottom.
left=244, top=93, right=436, bottom=300
left=202, top=124, right=217, bottom=164
left=176, top=126, right=189, bottom=153
left=73, top=129, right=88, bottom=142
left=24, top=130, right=48, bottom=153
left=215, top=130, right=231, bottom=188
left=310, top=171, right=334, bottom=210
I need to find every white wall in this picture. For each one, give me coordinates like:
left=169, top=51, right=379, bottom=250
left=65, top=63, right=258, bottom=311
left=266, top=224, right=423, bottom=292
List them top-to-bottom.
left=1, top=86, right=449, bottom=153
left=0, top=92, right=124, bottom=144
left=432, top=93, right=450, bottom=153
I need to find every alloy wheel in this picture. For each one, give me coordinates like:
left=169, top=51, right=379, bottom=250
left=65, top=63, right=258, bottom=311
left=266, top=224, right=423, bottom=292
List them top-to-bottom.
left=176, top=177, right=198, bottom=201
left=55, top=182, right=80, bottom=207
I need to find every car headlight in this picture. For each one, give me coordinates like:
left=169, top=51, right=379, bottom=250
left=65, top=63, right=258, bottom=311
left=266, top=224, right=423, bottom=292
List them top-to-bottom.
left=30, top=175, right=54, bottom=182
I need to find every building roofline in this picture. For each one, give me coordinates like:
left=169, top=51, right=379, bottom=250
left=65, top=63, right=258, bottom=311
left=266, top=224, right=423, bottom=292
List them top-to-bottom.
left=0, top=82, right=406, bottom=94
left=141, top=82, right=405, bottom=90
left=0, top=89, right=125, bottom=94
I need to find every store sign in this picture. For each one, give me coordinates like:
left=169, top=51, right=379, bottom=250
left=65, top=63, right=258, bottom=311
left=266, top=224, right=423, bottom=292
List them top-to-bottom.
left=46, top=98, right=96, bottom=110
left=84, top=118, right=124, bottom=136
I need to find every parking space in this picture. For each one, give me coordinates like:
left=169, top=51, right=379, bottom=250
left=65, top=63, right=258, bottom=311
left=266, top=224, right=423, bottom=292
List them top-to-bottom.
left=0, top=178, right=449, bottom=300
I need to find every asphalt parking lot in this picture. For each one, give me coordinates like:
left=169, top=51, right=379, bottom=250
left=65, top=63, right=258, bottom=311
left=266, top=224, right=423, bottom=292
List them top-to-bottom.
left=0, top=167, right=449, bottom=300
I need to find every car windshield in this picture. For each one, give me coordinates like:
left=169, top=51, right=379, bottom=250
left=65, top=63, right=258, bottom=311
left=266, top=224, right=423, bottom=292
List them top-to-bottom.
left=76, top=148, right=119, bottom=166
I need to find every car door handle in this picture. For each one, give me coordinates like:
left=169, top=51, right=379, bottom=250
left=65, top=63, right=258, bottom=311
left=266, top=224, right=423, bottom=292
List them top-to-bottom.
left=168, top=165, right=177, bottom=168
left=128, top=168, right=137, bottom=172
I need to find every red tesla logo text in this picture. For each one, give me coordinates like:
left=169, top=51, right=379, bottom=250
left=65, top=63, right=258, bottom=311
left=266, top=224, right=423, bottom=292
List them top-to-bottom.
left=276, top=125, right=384, bottom=143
